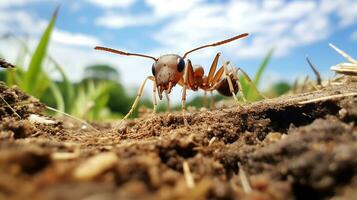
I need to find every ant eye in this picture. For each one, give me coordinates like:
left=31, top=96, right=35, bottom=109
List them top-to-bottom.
left=177, top=58, right=185, bottom=72
left=152, top=63, right=156, bottom=76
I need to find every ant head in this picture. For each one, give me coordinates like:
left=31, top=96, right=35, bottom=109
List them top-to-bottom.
left=153, top=54, right=185, bottom=99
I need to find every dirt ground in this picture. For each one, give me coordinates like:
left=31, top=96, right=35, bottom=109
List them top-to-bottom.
left=1, top=81, right=357, bottom=200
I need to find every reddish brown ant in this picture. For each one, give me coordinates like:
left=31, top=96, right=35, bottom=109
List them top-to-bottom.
left=94, top=33, right=250, bottom=123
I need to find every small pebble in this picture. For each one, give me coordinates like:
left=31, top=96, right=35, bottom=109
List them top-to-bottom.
left=338, top=108, right=348, bottom=119
left=28, top=114, right=56, bottom=125
left=265, top=132, right=282, bottom=143
left=51, top=151, right=80, bottom=160
left=73, top=152, right=118, bottom=180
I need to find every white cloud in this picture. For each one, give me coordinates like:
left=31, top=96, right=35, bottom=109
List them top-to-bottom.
left=0, top=0, right=42, bottom=7
left=86, top=0, right=136, bottom=8
left=92, top=0, right=357, bottom=60
left=95, top=0, right=205, bottom=29
left=145, top=0, right=203, bottom=18
left=149, top=0, right=337, bottom=60
left=336, top=0, right=357, bottom=27
left=70, top=1, right=82, bottom=13
left=0, top=7, right=102, bottom=47
left=0, top=9, right=47, bottom=38
left=95, top=13, right=155, bottom=28
left=52, top=29, right=102, bottom=47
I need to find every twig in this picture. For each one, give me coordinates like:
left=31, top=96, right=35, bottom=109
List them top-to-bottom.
left=329, top=43, right=357, bottom=64
left=306, top=57, right=322, bottom=85
left=0, top=58, right=15, bottom=68
left=300, top=76, right=310, bottom=93
left=292, top=78, right=299, bottom=94
left=298, top=92, right=357, bottom=104
left=0, top=94, right=21, bottom=119
left=46, top=106, right=100, bottom=133
left=208, top=137, right=216, bottom=146
left=183, top=161, right=195, bottom=188
left=238, top=162, right=252, bottom=193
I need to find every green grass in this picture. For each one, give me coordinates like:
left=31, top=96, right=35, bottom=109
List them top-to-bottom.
left=2, top=7, right=116, bottom=121
left=240, top=48, right=274, bottom=102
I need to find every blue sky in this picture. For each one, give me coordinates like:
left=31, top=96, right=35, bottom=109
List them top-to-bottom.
left=0, top=0, right=357, bottom=101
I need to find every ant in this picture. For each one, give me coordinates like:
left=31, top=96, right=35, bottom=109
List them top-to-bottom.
left=94, top=33, right=252, bottom=123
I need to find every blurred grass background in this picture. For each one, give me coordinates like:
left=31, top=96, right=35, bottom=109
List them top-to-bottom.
left=0, top=8, right=292, bottom=121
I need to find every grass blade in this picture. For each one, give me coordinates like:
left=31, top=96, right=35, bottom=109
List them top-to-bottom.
left=25, top=7, right=59, bottom=93
left=246, top=48, right=274, bottom=101
left=254, top=48, right=274, bottom=86
left=48, top=56, right=75, bottom=112
left=48, top=81, right=65, bottom=112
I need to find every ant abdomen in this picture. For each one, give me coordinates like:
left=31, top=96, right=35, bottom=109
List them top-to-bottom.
left=216, top=75, right=239, bottom=96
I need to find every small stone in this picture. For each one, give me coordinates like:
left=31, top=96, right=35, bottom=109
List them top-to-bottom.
left=200, top=107, right=208, bottom=112
left=338, top=108, right=348, bottom=119
left=28, top=114, right=56, bottom=125
left=0, top=131, right=14, bottom=140
left=265, top=132, right=282, bottom=143
left=51, top=151, right=80, bottom=160
left=73, top=152, right=118, bottom=180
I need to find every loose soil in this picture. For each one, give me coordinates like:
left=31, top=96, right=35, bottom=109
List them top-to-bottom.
left=1, top=81, right=357, bottom=200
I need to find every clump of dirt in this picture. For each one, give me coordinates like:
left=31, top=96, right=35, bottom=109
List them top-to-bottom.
left=0, top=81, right=357, bottom=200
left=0, top=82, right=45, bottom=119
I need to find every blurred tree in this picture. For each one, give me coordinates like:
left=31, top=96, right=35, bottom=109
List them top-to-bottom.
left=82, top=64, right=137, bottom=116
left=83, top=64, right=119, bottom=82
left=265, top=81, right=291, bottom=97
left=107, top=82, right=132, bottom=114
left=272, top=82, right=291, bottom=96
left=186, top=94, right=225, bottom=108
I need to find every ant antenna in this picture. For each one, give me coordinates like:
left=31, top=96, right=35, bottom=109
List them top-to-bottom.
left=182, top=33, right=249, bottom=59
left=94, top=46, right=157, bottom=61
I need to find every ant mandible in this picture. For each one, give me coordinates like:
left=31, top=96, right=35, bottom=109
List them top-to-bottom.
left=94, top=33, right=249, bottom=123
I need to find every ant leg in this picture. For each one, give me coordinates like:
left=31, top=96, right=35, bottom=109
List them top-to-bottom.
left=207, top=52, right=221, bottom=83
left=181, top=60, right=196, bottom=125
left=182, top=63, right=189, bottom=125
left=227, top=63, right=247, bottom=102
left=236, top=67, right=268, bottom=99
left=122, top=76, right=153, bottom=120
left=151, top=78, right=157, bottom=113
left=165, top=90, right=170, bottom=112
left=203, top=90, right=208, bottom=108
left=210, top=91, right=215, bottom=110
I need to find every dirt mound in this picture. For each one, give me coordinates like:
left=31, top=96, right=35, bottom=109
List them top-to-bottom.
left=0, top=82, right=357, bottom=200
